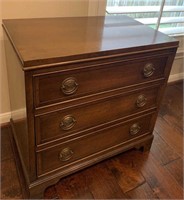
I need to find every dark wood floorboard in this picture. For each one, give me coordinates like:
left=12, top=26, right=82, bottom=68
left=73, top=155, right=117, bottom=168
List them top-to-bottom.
left=159, top=81, right=183, bottom=132
left=1, top=82, right=183, bottom=199
left=155, top=116, right=183, bottom=157
left=1, top=126, right=14, bottom=161
left=151, top=131, right=180, bottom=165
left=124, top=151, right=183, bottom=199
left=106, top=155, right=145, bottom=193
left=165, top=158, right=183, bottom=188
left=1, top=159, right=22, bottom=199
left=83, top=163, right=127, bottom=199
left=55, top=171, right=94, bottom=199
left=125, top=182, right=159, bottom=199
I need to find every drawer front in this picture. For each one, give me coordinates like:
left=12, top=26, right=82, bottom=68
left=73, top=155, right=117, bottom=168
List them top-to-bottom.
left=34, top=56, right=167, bottom=107
left=35, top=85, right=159, bottom=144
left=37, top=113, right=154, bottom=176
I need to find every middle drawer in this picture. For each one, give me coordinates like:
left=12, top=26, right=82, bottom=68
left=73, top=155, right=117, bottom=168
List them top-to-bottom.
left=35, top=85, right=159, bottom=145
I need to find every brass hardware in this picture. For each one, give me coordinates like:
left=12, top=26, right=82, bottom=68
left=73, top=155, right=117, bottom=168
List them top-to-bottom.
left=143, top=63, right=155, bottom=78
left=61, top=77, right=78, bottom=95
left=136, top=94, right=147, bottom=108
left=60, top=115, right=76, bottom=130
left=130, top=123, right=141, bottom=135
left=59, top=147, right=73, bottom=161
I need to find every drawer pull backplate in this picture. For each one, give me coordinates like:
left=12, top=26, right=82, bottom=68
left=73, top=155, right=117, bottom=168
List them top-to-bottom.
left=143, top=63, right=155, bottom=78
left=61, top=77, right=78, bottom=95
left=136, top=94, right=147, bottom=108
left=60, top=115, right=76, bottom=130
left=130, top=123, right=141, bottom=135
left=59, top=147, right=73, bottom=162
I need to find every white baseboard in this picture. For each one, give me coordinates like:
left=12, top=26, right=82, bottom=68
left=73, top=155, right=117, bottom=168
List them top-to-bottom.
left=168, top=72, right=184, bottom=83
left=0, top=108, right=26, bottom=125
left=0, top=112, right=11, bottom=125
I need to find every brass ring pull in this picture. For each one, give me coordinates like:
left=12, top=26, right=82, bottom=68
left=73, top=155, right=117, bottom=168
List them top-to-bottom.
left=143, top=63, right=155, bottom=78
left=61, top=77, right=78, bottom=95
left=136, top=94, right=147, bottom=108
left=60, top=115, right=76, bottom=131
left=130, top=123, right=141, bottom=135
left=59, top=147, right=73, bottom=162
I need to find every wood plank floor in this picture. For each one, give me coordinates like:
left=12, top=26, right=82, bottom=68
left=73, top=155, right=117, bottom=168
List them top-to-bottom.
left=1, top=81, right=183, bottom=199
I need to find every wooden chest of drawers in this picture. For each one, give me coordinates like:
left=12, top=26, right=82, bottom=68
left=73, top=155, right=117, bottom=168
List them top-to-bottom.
left=3, top=16, right=178, bottom=198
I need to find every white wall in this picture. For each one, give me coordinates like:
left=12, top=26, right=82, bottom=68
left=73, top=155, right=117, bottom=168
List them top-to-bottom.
left=0, top=0, right=106, bottom=123
left=0, top=0, right=88, bottom=114
left=169, top=35, right=184, bottom=82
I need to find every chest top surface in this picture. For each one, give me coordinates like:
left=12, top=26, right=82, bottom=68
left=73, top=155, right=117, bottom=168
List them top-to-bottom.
left=2, top=15, right=178, bottom=69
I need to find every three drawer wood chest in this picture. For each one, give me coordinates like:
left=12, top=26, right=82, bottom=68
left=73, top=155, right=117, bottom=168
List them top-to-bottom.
left=2, top=16, right=178, bottom=198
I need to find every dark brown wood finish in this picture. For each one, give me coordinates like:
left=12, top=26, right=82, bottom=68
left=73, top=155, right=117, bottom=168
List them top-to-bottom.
left=2, top=15, right=178, bottom=198
left=2, top=16, right=178, bottom=68
left=34, top=54, right=167, bottom=107
left=1, top=81, right=183, bottom=199
left=35, top=84, right=159, bottom=145
left=37, top=113, right=155, bottom=176
left=106, top=157, right=145, bottom=193
left=165, top=158, right=183, bottom=188
left=126, top=183, right=159, bottom=199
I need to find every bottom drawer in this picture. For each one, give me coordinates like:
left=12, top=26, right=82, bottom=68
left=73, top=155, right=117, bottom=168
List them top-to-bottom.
left=37, top=113, right=155, bottom=176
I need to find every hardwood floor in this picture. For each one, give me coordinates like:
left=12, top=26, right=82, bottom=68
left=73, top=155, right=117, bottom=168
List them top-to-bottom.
left=1, top=81, right=183, bottom=199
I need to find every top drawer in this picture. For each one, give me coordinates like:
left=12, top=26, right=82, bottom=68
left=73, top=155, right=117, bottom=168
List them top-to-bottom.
left=33, top=55, right=168, bottom=107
